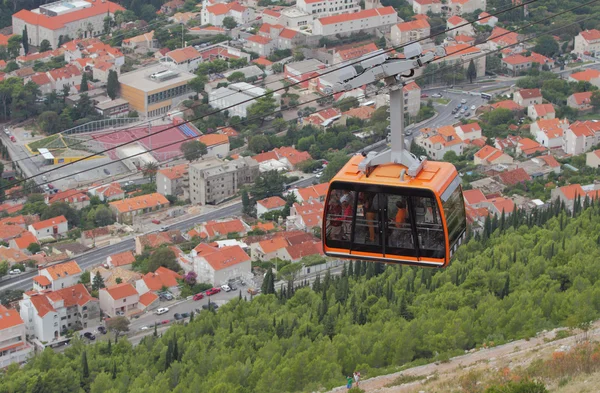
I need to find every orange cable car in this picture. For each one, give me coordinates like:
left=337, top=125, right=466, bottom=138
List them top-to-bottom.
left=321, top=43, right=466, bottom=268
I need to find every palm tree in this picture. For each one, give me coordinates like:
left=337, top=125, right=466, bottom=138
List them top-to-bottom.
left=142, top=162, right=159, bottom=182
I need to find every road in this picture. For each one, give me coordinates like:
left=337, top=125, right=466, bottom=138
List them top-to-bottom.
left=0, top=176, right=317, bottom=292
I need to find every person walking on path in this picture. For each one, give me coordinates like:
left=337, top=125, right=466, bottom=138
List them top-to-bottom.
left=353, top=371, right=360, bottom=387
left=346, top=375, right=353, bottom=390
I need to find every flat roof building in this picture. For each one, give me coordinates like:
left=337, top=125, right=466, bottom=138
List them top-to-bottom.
left=119, top=65, right=195, bottom=118
left=208, top=82, right=280, bottom=118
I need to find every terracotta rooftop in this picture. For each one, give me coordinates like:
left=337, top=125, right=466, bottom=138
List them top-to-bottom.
left=318, top=7, right=395, bottom=26
left=395, top=19, right=429, bottom=32
left=489, top=26, right=519, bottom=46
left=580, top=29, right=600, bottom=42
left=335, top=43, right=378, bottom=61
left=569, top=69, right=600, bottom=82
left=571, top=91, right=593, bottom=106
left=491, top=100, right=523, bottom=111
left=343, top=106, right=375, bottom=120
left=198, top=133, right=229, bottom=146
left=158, top=164, right=188, bottom=180
left=498, top=168, right=531, bottom=185
left=558, top=184, right=586, bottom=200
left=463, top=189, right=487, bottom=205
left=109, top=193, right=169, bottom=213
left=257, top=196, right=286, bottom=210
left=31, top=215, right=67, bottom=230
left=203, top=219, right=247, bottom=237
left=13, top=232, right=38, bottom=250
left=258, top=237, right=289, bottom=254
left=202, top=245, right=250, bottom=271
left=109, top=251, right=135, bottom=267
left=42, top=260, right=82, bottom=280
left=141, top=267, right=181, bottom=291
left=33, top=275, right=51, bottom=287
left=102, top=282, right=138, bottom=300
left=139, top=291, right=159, bottom=306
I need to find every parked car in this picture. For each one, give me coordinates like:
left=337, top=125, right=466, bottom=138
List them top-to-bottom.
left=420, top=93, right=428, bottom=98
left=432, top=93, right=442, bottom=98
left=461, top=99, right=467, bottom=104
left=470, top=105, right=476, bottom=110
left=465, top=112, right=471, bottom=117
left=454, top=113, right=461, bottom=118
left=3, top=128, right=9, bottom=135
left=10, top=136, right=15, bottom=142
left=103, top=168, right=110, bottom=175
left=47, top=184, right=54, bottom=189
left=151, top=219, right=161, bottom=224
left=160, top=226, right=168, bottom=232
left=9, top=269, right=21, bottom=275
left=228, top=283, right=237, bottom=291
left=220, top=284, right=231, bottom=292
left=206, top=287, right=221, bottom=296
left=159, top=292, right=173, bottom=301
left=193, top=293, right=204, bottom=301
left=202, top=302, right=219, bottom=310
left=155, top=307, right=169, bottom=315
left=173, top=313, right=183, bottom=320
left=181, top=313, right=190, bottom=318
left=161, top=320, right=170, bottom=324
left=97, top=326, right=106, bottom=334
left=140, top=326, right=149, bottom=330
left=83, top=332, right=95, bottom=340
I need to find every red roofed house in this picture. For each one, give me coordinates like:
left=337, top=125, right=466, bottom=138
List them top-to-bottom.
left=11, top=0, right=125, bottom=48
left=160, top=0, right=184, bottom=14
left=412, top=0, right=442, bottom=15
left=448, top=0, right=486, bottom=15
left=201, top=1, right=254, bottom=27
left=313, top=7, right=397, bottom=37
left=262, top=9, right=281, bottom=25
left=476, top=11, right=498, bottom=27
left=446, top=16, right=474, bottom=37
left=391, top=19, right=430, bottom=46
left=488, top=26, right=519, bottom=49
left=574, top=29, right=600, bottom=57
left=122, top=31, right=158, bottom=51
left=245, top=35, right=274, bottom=57
left=332, top=43, right=379, bottom=65
left=443, top=44, right=485, bottom=77
left=501, top=52, right=554, bottom=76
left=253, top=56, right=274, bottom=69
left=46, top=64, right=82, bottom=94
left=568, top=69, right=600, bottom=88
left=30, top=72, right=53, bottom=95
left=513, top=89, right=542, bottom=107
left=567, top=91, right=594, bottom=111
left=491, top=100, right=524, bottom=113
left=528, top=103, right=555, bottom=121
left=341, top=106, right=376, bottom=124
left=304, top=107, right=342, bottom=128
left=531, top=118, right=569, bottom=149
left=563, top=120, right=600, bottom=155
left=455, top=122, right=482, bottom=141
left=416, top=125, right=464, bottom=160
left=198, top=133, right=230, bottom=158
left=516, top=138, right=546, bottom=157
left=474, top=145, right=514, bottom=166
left=270, top=146, right=312, bottom=170
left=586, top=149, right=600, bottom=168
left=157, top=164, right=188, bottom=199
left=498, top=167, right=531, bottom=186
left=89, top=182, right=124, bottom=202
left=290, top=183, right=329, bottom=203
left=551, top=184, right=589, bottom=212
left=46, top=189, right=90, bottom=209
left=463, top=189, right=487, bottom=207
left=109, top=193, right=169, bottom=224
left=256, top=196, right=287, bottom=217
left=481, top=197, right=515, bottom=217
left=286, top=200, right=324, bottom=232
left=28, top=215, right=68, bottom=240
left=197, top=219, right=250, bottom=241
left=0, top=223, right=26, bottom=243
left=134, top=230, right=185, bottom=255
left=9, top=232, right=38, bottom=253
left=252, top=237, right=289, bottom=261
left=282, top=241, right=323, bottom=262
left=194, top=245, right=251, bottom=286
left=107, top=251, right=135, bottom=270
left=38, top=260, right=82, bottom=291
left=136, top=266, right=182, bottom=295
left=99, top=283, right=140, bottom=317
left=0, top=304, right=33, bottom=367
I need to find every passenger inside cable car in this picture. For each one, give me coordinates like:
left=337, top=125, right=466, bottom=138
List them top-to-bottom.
left=324, top=184, right=464, bottom=263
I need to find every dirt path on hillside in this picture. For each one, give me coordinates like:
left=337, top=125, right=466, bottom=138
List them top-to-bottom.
left=326, top=322, right=600, bottom=393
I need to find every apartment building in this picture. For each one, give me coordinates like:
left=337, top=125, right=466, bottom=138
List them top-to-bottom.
left=296, top=0, right=361, bottom=18
left=313, top=7, right=397, bottom=36
left=391, top=19, right=430, bottom=46
left=574, top=29, right=600, bottom=56
left=160, top=46, right=203, bottom=73
left=208, top=82, right=281, bottom=118
left=532, top=118, right=568, bottom=149
left=563, top=120, right=600, bottom=155
left=416, top=126, right=464, bottom=160
left=189, top=157, right=259, bottom=205
left=156, top=164, right=188, bottom=198
left=109, top=193, right=169, bottom=224
left=28, top=215, right=68, bottom=240
left=36, top=261, right=82, bottom=291
left=99, top=283, right=139, bottom=317
left=0, top=305, right=33, bottom=368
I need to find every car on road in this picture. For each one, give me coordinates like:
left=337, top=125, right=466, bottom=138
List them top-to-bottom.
left=420, top=93, right=428, bottom=98
left=432, top=93, right=442, bottom=98
left=461, top=99, right=467, bottom=104
left=471, top=105, right=476, bottom=110
left=451, top=109, right=458, bottom=114
left=465, top=112, right=471, bottom=117
left=454, top=113, right=461, bottom=118
left=10, top=136, right=15, bottom=142
left=103, top=169, right=110, bottom=175
left=48, top=184, right=54, bottom=189
left=152, top=219, right=161, bottom=224
left=160, top=226, right=168, bottom=232
left=9, top=269, right=22, bottom=275
left=228, top=283, right=237, bottom=291
left=220, top=284, right=231, bottom=292
left=206, top=287, right=221, bottom=296
left=159, top=292, right=173, bottom=301
left=193, top=293, right=205, bottom=301
left=202, top=302, right=219, bottom=310
left=155, top=307, right=169, bottom=315
left=181, top=312, right=190, bottom=318
left=174, top=313, right=183, bottom=320
left=161, top=320, right=170, bottom=324
left=97, top=326, right=106, bottom=334
left=140, top=326, right=149, bottom=330
left=83, top=332, right=96, bottom=340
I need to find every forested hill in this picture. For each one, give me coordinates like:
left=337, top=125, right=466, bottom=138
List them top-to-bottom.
left=3, top=202, right=600, bottom=393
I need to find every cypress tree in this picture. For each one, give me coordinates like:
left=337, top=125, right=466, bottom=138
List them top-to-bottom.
left=22, top=26, right=29, bottom=54
left=80, top=73, right=88, bottom=92
left=348, top=261, right=354, bottom=277
left=154, top=322, right=157, bottom=337
left=172, top=336, right=179, bottom=362
left=107, top=337, right=111, bottom=354
left=81, top=350, right=89, bottom=383
left=112, top=361, right=117, bottom=380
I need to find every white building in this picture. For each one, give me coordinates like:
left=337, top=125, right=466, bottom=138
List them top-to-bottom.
left=12, top=0, right=125, bottom=48
left=296, top=0, right=361, bottom=18
left=412, top=0, right=442, bottom=15
left=447, top=0, right=486, bottom=16
left=201, top=1, right=254, bottom=27
left=312, top=7, right=397, bottom=37
left=476, top=12, right=497, bottom=27
left=446, top=16, right=474, bottom=37
left=391, top=19, right=430, bottom=46
left=574, top=29, right=600, bottom=57
left=244, top=35, right=274, bottom=57
left=160, top=46, right=203, bottom=73
left=208, top=82, right=281, bottom=118
left=513, top=88, right=542, bottom=107
left=528, top=104, right=555, bottom=121
left=532, top=118, right=568, bottom=149
left=563, top=121, right=600, bottom=155
left=454, top=122, right=482, bottom=141
left=416, top=126, right=464, bottom=160
left=586, top=149, right=600, bottom=168
left=256, top=196, right=287, bottom=217
left=28, top=215, right=68, bottom=240
left=193, top=245, right=251, bottom=286
left=35, top=260, right=82, bottom=291
left=135, top=267, right=181, bottom=296
left=99, top=283, right=140, bottom=317
left=19, top=284, right=99, bottom=343
left=0, top=305, right=33, bottom=368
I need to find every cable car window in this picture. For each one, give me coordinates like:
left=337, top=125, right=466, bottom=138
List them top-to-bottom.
left=442, top=183, right=466, bottom=252
left=325, top=191, right=345, bottom=243
left=354, top=192, right=382, bottom=248
left=385, top=195, right=416, bottom=254
left=412, top=196, right=445, bottom=259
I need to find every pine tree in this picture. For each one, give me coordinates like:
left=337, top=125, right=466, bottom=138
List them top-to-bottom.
left=22, top=26, right=29, bottom=54
left=466, top=59, right=477, bottom=83
left=80, top=73, right=88, bottom=92
left=242, top=189, right=251, bottom=215
left=354, top=260, right=361, bottom=277
left=348, top=262, right=354, bottom=277
left=92, top=271, right=105, bottom=290
left=501, top=275, right=510, bottom=299
left=189, top=311, right=194, bottom=322
left=154, top=322, right=158, bottom=337
left=81, top=350, right=89, bottom=380
left=112, top=361, right=117, bottom=380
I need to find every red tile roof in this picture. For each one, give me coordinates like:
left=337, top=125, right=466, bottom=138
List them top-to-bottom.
left=13, top=1, right=124, bottom=31
left=318, top=7, right=396, bottom=25
left=447, top=15, right=467, bottom=25
left=395, top=19, right=430, bottom=32
left=489, top=26, right=519, bottom=46
left=279, top=29, right=298, bottom=40
left=580, top=29, right=600, bottom=42
left=248, top=35, right=272, bottom=45
left=335, top=43, right=378, bottom=61
left=444, top=43, right=480, bottom=57
left=167, top=46, right=201, bottom=63
left=253, top=57, right=273, bottom=66
left=47, top=64, right=81, bottom=81
left=570, top=69, right=600, bottom=82
left=30, top=72, right=52, bottom=86
left=516, top=89, right=541, bottom=100
left=571, top=91, right=593, bottom=106
left=491, top=100, right=523, bottom=111
left=532, top=104, right=554, bottom=117
left=343, top=106, right=375, bottom=120
left=219, top=127, right=239, bottom=137
left=198, top=133, right=229, bottom=147
left=518, top=137, right=546, bottom=155
left=274, top=146, right=312, bottom=166
left=252, top=151, right=279, bottom=162
left=538, top=154, right=560, bottom=168
left=158, top=164, right=188, bottom=180
left=498, top=168, right=531, bottom=185
left=94, top=182, right=124, bottom=198
left=558, top=184, right=585, bottom=200
left=48, top=189, right=89, bottom=205
left=463, top=189, right=487, bottom=205
left=109, top=193, right=169, bottom=213
left=257, top=196, right=286, bottom=209
left=488, top=197, right=515, bottom=214
left=31, top=215, right=67, bottom=230
left=203, top=219, right=247, bottom=237
left=0, top=224, right=25, bottom=241
left=13, top=232, right=38, bottom=250
left=258, top=237, right=289, bottom=254
left=286, top=241, right=322, bottom=260
left=203, top=245, right=250, bottom=271
left=109, top=251, right=135, bottom=267
left=43, top=260, right=82, bottom=280
left=141, top=267, right=181, bottom=290
left=33, top=275, right=51, bottom=287
left=102, top=283, right=138, bottom=300
left=52, top=284, right=95, bottom=307
left=139, top=291, right=159, bottom=306
left=28, top=294, right=55, bottom=317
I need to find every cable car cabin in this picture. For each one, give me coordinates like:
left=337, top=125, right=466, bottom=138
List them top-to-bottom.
left=322, top=155, right=467, bottom=268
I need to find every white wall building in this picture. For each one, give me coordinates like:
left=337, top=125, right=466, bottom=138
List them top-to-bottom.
left=296, top=0, right=361, bottom=18
left=201, top=1, right=254, bottom=26
left=312, top=6, right=397, bottom=37
left=391, top=19, right=430, bottom=46
left=574, top=29, right=600, bottom=57
left=160, top=46, right=203, bottom=73
left=208, top=82, right=281, bottom=118
left=532, top=118, right=568, bottom=149
left=563, top=121, right=600, bottom=155
left=28, top=215, right=69, bottom=240
left=193, top=245, right=251, bottom=286
left=37, top=261, right=82, bottom=291
left=99, top=283, right=140, bottom=317
left=0, top=305, right=33, bottom=368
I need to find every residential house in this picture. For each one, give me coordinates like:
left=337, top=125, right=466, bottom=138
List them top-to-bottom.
left=160, top=0, right=184, bottom=14
left=412, top=0, right=442, bottom=15
left=447, top=0, right=486, bottom=15
left=201, top=1, right=254, bottom=27
left=312, top=7, right=398, bottom=37
left=476, top=11, right=497, bottom=27
left=446, top=16, right=474, bottom=37
left=391, top=19, right=430, bottom=46
left=488, top=26, right=519, bottom=49
left=574, top=29, right=600, bottom=56
left=122, top=31, right=158, bottom=50
left=453, top=34, right=475, bottom=45
left=245, top=35, right=274, bottom=57
left=332, top=43, right=379, bottom=65
left=442, top=44, right=486, bottom=78
left=160, top=46, right=203, bottom=72
left=501, top=52, right=553, bottom=76
left=92, top=61, right=117, bottom=83
left=47, top=64, right=82, bottom=94
left=568, top=69, right=600, bottom=88
left=30, top=73, right=53, bottom=95
left=402, top=81, right=422, bottom=116
left=513, top=89, right=542, bottom=107
left=567, top=91, right=593, bottom=111
left=490, top=100, right=523, bottom=113
left=528, top=104, right=555, bottom=121
left=340, top=106, right=376, bottom=124
left=303, top=107, right=342, bottom=128
left=532, top=118, right=568, bottom=149
left=563, top=120, right=600, bottom=155
left=454, top=122, right=482, bottom=141
left=416, top=126, right=464, bottom=160
left=198, top=134, right=230, bottom=158
left=516, top=138, right=546, bottom=157
left=474, top=145, right=514, bottom=165
left=252, top=147, right=312, bottom=171
left=586, top=149, right=600, bottom=168
left=516, top=155, right=561, bottom=178
left=189, top=157, right=259, bottom=206
left=157, top=164, right=188, bottom=198
left=498, top=167, right=531, bottom=186
left=89, top=183, right=124, bottom=201
left=289, top=183, right=329, bottom=203
left=551, top=184, right=590, bottom=212
left=46, top=189, right=90, bottom=209
left=463, top=189, right=487, bottom=208
left=109, top=193, right=169, bottom=224
left=257, top=196, right=287, bottom=217
left=480, top=197, right=515, bottom=217
left=285, top=200, right=324, bottom=232
left=28, top=215, right=68, bottom=240
left=194, top=219, right=250, bottom=240
left=0, top=223, right=26, bottom=243
left=134, top=230, right=185, bottom=255
left=9, top=232, right=38, bottom=253
left=251, top=237, right=289, bottom=261
left=280, top=241, right=323, bottom=262
left=193, top=245, right=251, bottom=286
left=107, top=251, right=135, bottom=270
left=36, top=261, right=82, bottom=291
left=89, top=266, right=142, bottom=287
left=135, top=266, right=181, bottom=296
left=99, top=283, right=139, bottom=317
left=20, top=284, right=99, bottom=342
left=138, top=292, right=160, bottom=311
left=0, top=305, right=33, bottom=368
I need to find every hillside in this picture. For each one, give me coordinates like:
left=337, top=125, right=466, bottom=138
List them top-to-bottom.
left=1, top=200, right=600, bottom=393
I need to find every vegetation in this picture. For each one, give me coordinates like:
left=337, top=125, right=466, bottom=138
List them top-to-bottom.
left=180, top=140, right=208, bottom=162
